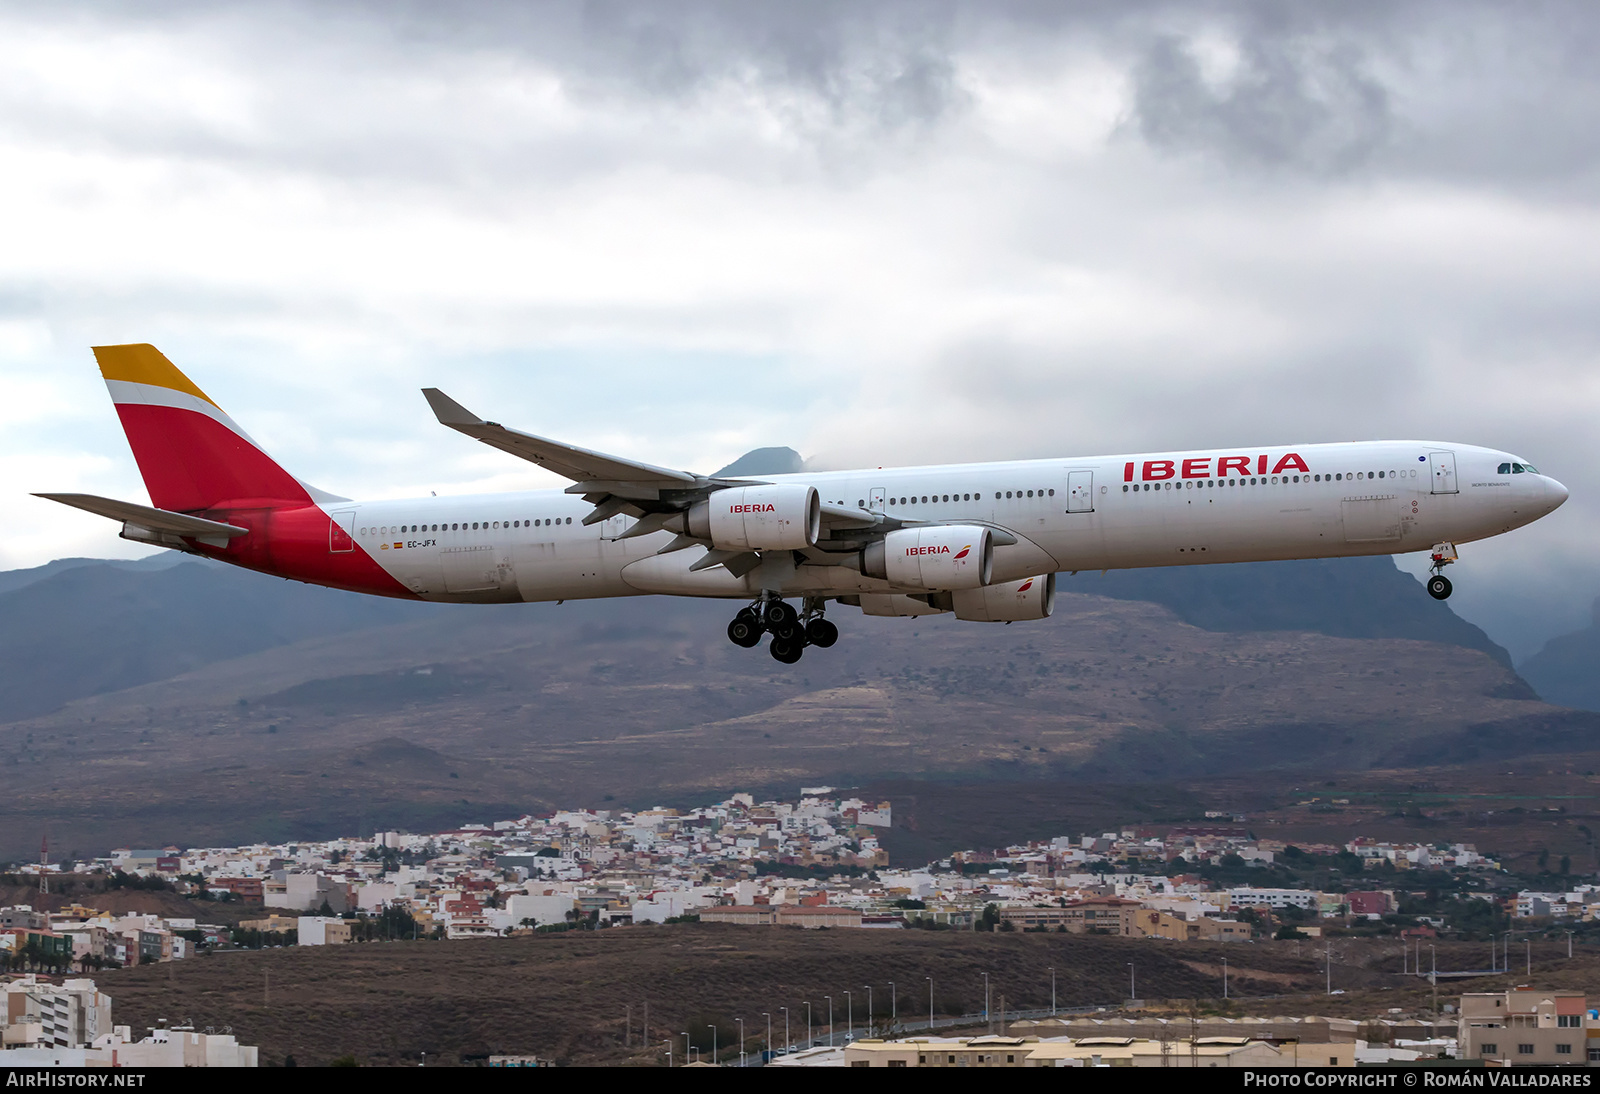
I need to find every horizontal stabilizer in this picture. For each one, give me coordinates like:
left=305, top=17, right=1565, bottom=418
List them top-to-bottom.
left=422, top=388, right=699, bottom=486
left=33, top=493, right=249, bottom=538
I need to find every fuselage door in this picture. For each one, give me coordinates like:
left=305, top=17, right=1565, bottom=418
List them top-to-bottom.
left=1429, top=451, right=1458, bottom=495
left=1066, top=470, right=1094, bottom=513
left=869, top=487, right=886, bottom=513
left=329, top=509, right=356, bottom=553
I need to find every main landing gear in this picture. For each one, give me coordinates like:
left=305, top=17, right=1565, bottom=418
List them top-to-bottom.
left=1427, top=542, right=1458, bottom=601
left=726, top=596, right=837, bottom=663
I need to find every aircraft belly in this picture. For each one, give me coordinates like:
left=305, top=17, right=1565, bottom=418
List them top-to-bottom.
left=1095, top=492, right=1359, bottom=569
left=1039, top=516, right=1108, bottom=572
left=512, top=534, right=635, bottom=602
left=401, top=542, right=519, bottom=603
left=390, top=546, right=445, bottom=596
left=617, top=551, right=884, bottom=597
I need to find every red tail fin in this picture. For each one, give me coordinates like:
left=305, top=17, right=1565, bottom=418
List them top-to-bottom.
left=95, top=344, right=314, bottom=512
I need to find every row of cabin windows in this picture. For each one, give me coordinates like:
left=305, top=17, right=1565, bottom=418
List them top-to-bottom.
left=1499, top=462, right=1539, bottom=474
left=1123, top=469, right=1417, bottom=492
left=851, top=490, right=1057, bottom=507
left=360, top=517, right=573, bottom=536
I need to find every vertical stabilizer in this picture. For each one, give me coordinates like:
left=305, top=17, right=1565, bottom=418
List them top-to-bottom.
left=94, top=344, right=315, bottom=512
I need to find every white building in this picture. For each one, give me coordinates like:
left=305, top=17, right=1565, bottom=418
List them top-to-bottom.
left=1228, top=888, right=1320, bottom=910
left=504, top=891, right=581, bottom=928
left=2, top=977, right=111, bottom=1049
left=3, top=1027, right=258, bottom=1067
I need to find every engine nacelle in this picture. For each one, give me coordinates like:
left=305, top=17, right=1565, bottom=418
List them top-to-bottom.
left=688, top=484, right=820, bottom=551
left=861, top=525, right=993, bottom=590
left=951, top=573, right=1056, bottom=622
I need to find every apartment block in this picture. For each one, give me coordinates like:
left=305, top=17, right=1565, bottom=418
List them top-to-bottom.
left=2, top=977, right=111, bottom=1050
left=1458, top=989, right=1594, bottom=1065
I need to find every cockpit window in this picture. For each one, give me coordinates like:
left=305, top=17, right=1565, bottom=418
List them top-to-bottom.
left=1499, top=463, right=1512, bottom=474
left=1522, top=463, right=1538, bottom=474
left=1512, top=464, right=1524, bottom=473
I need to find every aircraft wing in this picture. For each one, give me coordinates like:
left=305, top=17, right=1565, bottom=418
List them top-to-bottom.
left=422, top=388, right=700, bottom=491
left=424, top=388, right=892, bottom=566
left=34, top=493, right=249, bottom=537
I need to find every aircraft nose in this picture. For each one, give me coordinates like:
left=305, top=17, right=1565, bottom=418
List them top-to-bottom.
left=1546, top=476, right=1570, bottom=511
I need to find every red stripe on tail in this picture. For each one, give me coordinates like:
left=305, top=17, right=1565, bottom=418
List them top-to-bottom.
left=114, top=403, right=311, bottom=512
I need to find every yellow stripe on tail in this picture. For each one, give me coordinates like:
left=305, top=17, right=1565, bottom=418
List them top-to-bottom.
left=92, top=343, right=220, bottom=409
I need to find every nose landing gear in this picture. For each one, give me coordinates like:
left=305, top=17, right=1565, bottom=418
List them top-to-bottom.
left=1427, top=542, right=1458, bottom=601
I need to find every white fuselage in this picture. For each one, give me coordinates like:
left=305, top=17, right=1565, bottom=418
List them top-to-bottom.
left=332, top=440, right=1565, bottom=604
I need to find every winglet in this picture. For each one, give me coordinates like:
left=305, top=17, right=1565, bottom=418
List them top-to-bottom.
left=419, top=388, right=699, bottom=486
left=422, top=388, right=485, bottom=428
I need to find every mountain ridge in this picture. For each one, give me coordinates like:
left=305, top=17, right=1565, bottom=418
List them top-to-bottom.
left=0, top=552, right=1519, bottom=724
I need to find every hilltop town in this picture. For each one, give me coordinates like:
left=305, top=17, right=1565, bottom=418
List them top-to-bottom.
left=6, top=788, right=1585, bottom=972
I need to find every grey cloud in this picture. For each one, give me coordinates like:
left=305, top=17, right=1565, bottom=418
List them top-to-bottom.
left=0, top=1, right=976, bottom=197
left=564, top=1, right=965, bottom=127
left=9, top=2, right=1600, bottom=195
left=1116, top=2, right=1600, bottom=190
left=1128, top=33, right=1392, bottom=173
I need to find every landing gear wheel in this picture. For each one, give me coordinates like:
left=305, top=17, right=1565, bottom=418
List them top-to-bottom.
left=1427, top=575, right=1453, bottom=601
left=765, top=600, right=800, bottom=639
left=728, top=613, right=763, bottom=647
left=805, top=618, right=839, bottom=648
left=770, top=634, right=805, bottom=664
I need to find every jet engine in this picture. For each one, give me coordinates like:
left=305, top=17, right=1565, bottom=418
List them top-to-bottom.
left=686, top=483, right=820, bottom=551
left=860, top=525, right=993, bottom=590
left=951, top=573, right=1056, bottom=622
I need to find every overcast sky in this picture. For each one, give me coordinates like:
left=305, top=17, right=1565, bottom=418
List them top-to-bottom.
left=3, top=1, right=1597, bottom=660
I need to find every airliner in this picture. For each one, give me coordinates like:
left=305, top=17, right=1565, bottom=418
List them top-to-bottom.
left=38, top=344, right=1568, bottom=664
